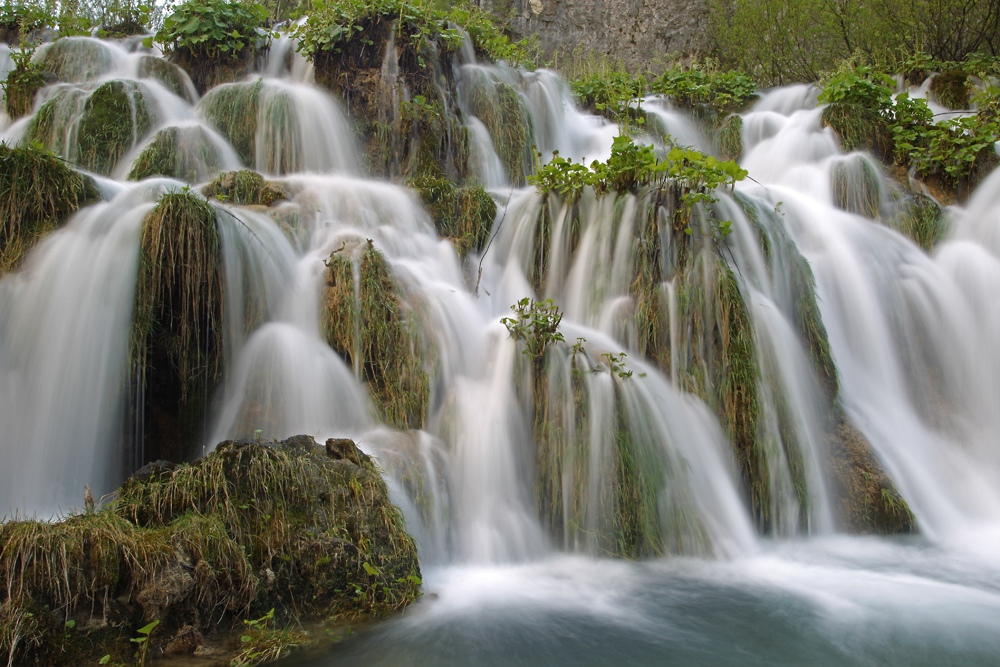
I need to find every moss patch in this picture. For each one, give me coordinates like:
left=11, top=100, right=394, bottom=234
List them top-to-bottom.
left=32, top=37, right=115, bottom=83
left=137, top=55, right=196, bottom=104
left=929, top=70, right=970, bottom=110
left=27, top=79, right=153, bottom=176
left=465, top=79, right=530, bottom=185
left=199, top=80, right=262, bottom=166
left=821, top=102, right=893, bottom=162
left=717, top=113, right=743, bottom=162
left=128, top=125, right=228, bottom=183
left=0, top=142, right=99, bottom=273
left=831, top=154, right=882, bottom=219
left=202, top=169, right=289, bottom=206
left=410, top=176, right=496, bottom=257
left=890, top=192, right=946, bottom=251
left=322, top=241, right=428, bottom=430
left=826, top=417, right=915, bottom=534
left=0, top=435, right=421, bottom=666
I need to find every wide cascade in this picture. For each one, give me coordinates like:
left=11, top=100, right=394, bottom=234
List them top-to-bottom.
left=1, top=10, right=1000, bottom=666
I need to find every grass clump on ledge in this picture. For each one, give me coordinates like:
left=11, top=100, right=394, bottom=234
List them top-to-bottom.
left=0, top=142, right=99, bottom=273
left=410, top=176, right=496, bottom=257
left=323, top=240, right=429, bottom=430
left=0, top=435, right=421, bottom=666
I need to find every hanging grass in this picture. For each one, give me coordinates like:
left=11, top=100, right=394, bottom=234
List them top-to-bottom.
left=467, top=79, right=530, bottom=185
left=199, top=80, right=263, bottom=167
left=716, top=113, right=743, bottom=161
left=128, top=125, right=228, bottom=183
left=0, top=142, right=99, bottom=273
left=831, top=154, right=882, bottom=219
left=202, top=169, right=289, bottom=206
left=410, top=176, right=496, bottom=257
left=133, top=190, right=224, bottom=403
left=890, top=192, right=946, bottom=251
left=323, top=242, right=428, bottom=430
left=788, top=251, right=839, bottom=402
left=0, top=435, right=421, bottom=666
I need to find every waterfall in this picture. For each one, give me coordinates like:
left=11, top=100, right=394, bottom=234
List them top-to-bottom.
left=0, top=25, right=999, bottom=577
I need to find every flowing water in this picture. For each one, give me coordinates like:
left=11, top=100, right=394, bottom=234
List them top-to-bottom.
left=1, top=32, right=1000, bottom=665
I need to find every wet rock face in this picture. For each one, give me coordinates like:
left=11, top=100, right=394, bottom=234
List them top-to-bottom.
left=492, top=0, right=709, bottom=69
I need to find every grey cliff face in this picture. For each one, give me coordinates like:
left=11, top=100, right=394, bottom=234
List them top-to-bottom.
left=486, top=0, right=709, bottom=69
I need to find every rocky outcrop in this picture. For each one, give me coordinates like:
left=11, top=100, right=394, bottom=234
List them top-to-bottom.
left=485, top=0, right=709, bottom=70
left=0, top=435, right=421, bottom=666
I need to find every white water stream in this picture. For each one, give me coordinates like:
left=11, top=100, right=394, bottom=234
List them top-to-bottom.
left=0, top=32, right=998, bottom=664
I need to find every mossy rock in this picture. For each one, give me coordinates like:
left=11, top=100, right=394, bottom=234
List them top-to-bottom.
left=307, top=16, right=470, bottom=182
left=32, top=37, right=116, bottom=83
left=137, top=55, right=197, bottom=104
left=2, top=63, right=48, bottom=119
left=929, top=70, right=970, bottom=110
left=27, top=79, right=154, bottom=176
left=198, top=80, right=263, bottom=166
left=821, top=102, right=893, bottom=163
left=717, top=113, right=743, bottom=161
left=128, top=125, right=230, bottom=183
left=0, top=143, right=100, bottom=273
left=831, top=154, right=882, bottom=219
left=202, top=169, right=289, bottom=206
left=410, top=176, right=496, bottom=257
left=889, top=192, right=946, bottom=251
left=323, top=241, right=428, bottom=430
left=826, top=417, right=915, bottom=534
left=0, top=435, right=421, bottom=666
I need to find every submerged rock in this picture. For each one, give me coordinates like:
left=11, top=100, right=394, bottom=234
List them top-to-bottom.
left=0, top=435, right=421, bottom=666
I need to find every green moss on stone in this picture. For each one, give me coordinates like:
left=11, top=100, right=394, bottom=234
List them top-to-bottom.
left=199, top=80, right=263, bottom=166
left=202, top=169, right=289, bottom=206
left=411, top=176, right=496, bottom=256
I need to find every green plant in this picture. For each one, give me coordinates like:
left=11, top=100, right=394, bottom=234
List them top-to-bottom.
left=149, top=0, right=271, bottom=61
left=1, top=42, right=45, bottom=119
left=817, top=63, right=895, bottom=110
left=501, top=297, right=565, bottom=362
left=601, top=352, right=633, bottom=379
left=230, top=608, right=308, bottom=666
left=131, top=620, right=158, bottom=667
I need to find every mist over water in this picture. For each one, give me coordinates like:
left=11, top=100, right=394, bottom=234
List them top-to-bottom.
left=0, top=30, right=999, bottom=665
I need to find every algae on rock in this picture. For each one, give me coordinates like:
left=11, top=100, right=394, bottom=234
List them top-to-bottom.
left=0, top=142, right=99, bottom=273
left=323, top=241, right=429, bottom=430
left=0, top=435, right=421, bottom=666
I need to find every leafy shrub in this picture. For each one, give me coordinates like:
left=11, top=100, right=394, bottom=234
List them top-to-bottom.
left=151, top=0, right=271, bottom=61
left=294, top=0, right=534, bottom=66
left=1, top=44, right=46, bottom=119
left=529, top=135, right=747, bottom=237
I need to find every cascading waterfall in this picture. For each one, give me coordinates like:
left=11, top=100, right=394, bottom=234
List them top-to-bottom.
left=1, top=23, right=1000, bottom=665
